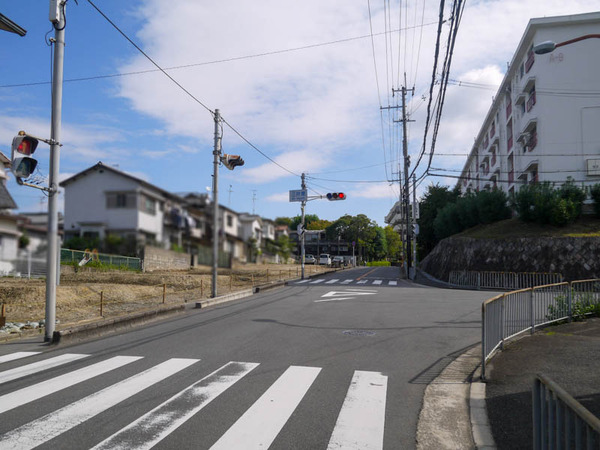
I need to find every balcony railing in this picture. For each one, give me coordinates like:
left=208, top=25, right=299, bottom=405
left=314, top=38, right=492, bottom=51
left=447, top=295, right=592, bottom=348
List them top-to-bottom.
left=525, top=50, right=535, bottom=73
left=526, top=91, right=536, bottom=112
left=506, top=102, right=512, bottom=119
left=490, top=124, right=495, bottom=138
left=527, top=132, right=538, bottom=151
left=508, top=136, right=513, bottom=151
left=491, top=154, right=496, bottom=167
left=508, top=170, right=514, bottom=184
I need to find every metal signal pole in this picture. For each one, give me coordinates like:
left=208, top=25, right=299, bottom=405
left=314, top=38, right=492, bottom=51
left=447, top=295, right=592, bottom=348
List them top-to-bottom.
left=45, top=1, right=66, bottom=341
left=212, top=109, right=221, bottom=297
left=300, top=173, right=306, bottom=280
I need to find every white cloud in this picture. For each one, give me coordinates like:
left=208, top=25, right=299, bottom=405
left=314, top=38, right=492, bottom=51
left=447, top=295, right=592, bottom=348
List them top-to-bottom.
left=350, top=183, right=398, bottom=199
left=265, top=192, right=289, bottom=202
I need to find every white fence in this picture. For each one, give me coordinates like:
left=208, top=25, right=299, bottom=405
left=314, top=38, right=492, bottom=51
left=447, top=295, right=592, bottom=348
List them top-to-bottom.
left=449, top=270, right=563, bottom=290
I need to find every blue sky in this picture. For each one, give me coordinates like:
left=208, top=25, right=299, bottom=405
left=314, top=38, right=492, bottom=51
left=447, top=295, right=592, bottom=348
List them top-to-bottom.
left=1, top=0, right=598, bottom=226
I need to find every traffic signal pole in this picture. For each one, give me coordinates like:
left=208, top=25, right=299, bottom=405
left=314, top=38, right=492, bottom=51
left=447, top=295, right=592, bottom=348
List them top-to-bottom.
left=44, top=1, right=66, bottom=342
left=401, top=85, right=412, bottom=279
left=212, top=109, right=221, bottom=298
left=300, top=173, right=306, bottom=280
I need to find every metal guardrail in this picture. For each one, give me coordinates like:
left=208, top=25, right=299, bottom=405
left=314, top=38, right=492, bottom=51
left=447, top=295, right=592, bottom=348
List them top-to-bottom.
left=449, top=270, right=563, bottom=290
left=533, top=374, right=600, bottom=449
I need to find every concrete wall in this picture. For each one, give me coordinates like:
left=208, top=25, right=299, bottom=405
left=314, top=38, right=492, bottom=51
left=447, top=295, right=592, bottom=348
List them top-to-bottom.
left=419, top=236, right=600, bottom=282
left=142, top=246, right=190, bottom=272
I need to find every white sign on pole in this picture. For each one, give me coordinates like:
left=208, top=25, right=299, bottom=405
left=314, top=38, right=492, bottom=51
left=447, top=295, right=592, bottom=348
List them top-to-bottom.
left=289, top=189, right=308, bottom=202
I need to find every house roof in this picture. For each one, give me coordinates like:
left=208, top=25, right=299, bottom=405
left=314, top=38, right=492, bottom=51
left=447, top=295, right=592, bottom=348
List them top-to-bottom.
left=0, top=151, right=10, bottom=166
left=60, top=162, right=183, bottom=201
left=0, top=181, right=17, bottom=210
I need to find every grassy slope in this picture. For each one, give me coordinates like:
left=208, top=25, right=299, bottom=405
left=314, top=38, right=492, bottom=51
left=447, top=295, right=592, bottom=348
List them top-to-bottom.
left=456, top=216, right=600, bottom=239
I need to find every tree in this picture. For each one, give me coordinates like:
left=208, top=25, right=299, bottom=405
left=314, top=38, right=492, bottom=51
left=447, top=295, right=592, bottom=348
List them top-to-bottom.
left=417, top=184, right=460, bottom=259
left=290, top=214, right=320, bottom=231
left=274, top=217, right=292, bottom=226
left=306, top=219, right=332, bottom=230
left=383, top=226, right=402, bottom=261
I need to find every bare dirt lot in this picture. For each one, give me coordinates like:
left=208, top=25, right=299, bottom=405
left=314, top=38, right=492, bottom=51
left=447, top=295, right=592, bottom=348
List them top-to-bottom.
left=0, top=263, right=333, bottom=330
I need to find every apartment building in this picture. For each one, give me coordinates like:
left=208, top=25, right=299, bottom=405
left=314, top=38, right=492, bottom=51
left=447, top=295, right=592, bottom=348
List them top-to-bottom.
left=458, top=12, right=600, bottom=197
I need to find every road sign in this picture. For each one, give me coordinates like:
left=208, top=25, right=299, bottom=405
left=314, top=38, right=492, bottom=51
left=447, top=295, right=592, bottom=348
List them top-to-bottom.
left=289, top=189, right=308, bottom=202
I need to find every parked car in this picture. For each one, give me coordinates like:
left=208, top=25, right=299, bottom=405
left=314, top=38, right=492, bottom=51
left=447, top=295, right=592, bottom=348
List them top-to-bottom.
left=304, top=254, right=316, bottom=264
left=319, top=254, right=331, bottom=265
left=332, top=255, right=345, bottom=267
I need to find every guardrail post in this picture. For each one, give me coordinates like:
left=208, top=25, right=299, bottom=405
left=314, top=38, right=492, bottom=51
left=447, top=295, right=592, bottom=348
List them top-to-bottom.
left=567, top=282, right=572, bottom=323
left=162, top=284, right=166, bottom=304
left=530, top=288, right=535, bottom=334
left=500, top=294, right=506, bottom=349
left=481, top=302, right=487, bottom=380
left=533, top=377, right=541, bottom=450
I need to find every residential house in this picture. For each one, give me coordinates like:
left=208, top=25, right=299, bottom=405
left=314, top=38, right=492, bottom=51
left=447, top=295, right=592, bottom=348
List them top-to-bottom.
left=457, top=12, right=600, bottom=198
left=0, top=152, right=19, bottom=269
left=60, top=162, right=194, bottom=252
left=238, top=213, right=263, bottom=261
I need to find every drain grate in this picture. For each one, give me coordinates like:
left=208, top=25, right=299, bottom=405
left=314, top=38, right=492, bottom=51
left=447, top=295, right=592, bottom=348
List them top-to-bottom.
left=343, top=329, right=375, bottom=337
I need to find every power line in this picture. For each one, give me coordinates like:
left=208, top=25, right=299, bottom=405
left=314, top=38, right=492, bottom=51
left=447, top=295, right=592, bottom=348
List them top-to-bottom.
left=0, top=20, right=440, bottom=89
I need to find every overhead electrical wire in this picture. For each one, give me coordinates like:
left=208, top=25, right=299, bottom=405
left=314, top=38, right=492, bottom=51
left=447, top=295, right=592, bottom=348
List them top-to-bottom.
left=86, top=0, right=301, bottom=179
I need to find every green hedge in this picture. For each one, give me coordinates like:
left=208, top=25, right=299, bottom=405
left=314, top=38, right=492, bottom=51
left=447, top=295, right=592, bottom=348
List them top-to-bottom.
left=366, top=261, right=391, bottom=267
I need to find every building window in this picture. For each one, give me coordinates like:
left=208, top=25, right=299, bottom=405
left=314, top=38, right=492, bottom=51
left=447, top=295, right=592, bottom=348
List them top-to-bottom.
left=506, top=97, right=512, bottom=119
left=490, top=120, right=496, bottom=138
left=507, top=120, right=513, bottom=151
left=106, top=192, right=136, bottom=209
left=141, top=195, right=156, bottom=215
left=227, top=214, right=233, bottom=227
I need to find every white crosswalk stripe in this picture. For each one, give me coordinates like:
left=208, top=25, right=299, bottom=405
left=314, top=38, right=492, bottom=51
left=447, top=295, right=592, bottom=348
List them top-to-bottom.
left=295, top=279, right=310, bottom=284
left=310, top=279, right=325, bottom=284
left=325, top=279, right=339, bottom=284
left=341, top=279, right=354, bottom=284
left=357, top=280, right=368, bottom=284
left=373, top=280, right=383, bottom=285
left=389, top=280, right=398, bottom=286
left=0, top=352, right=389, bottom=449
left=0, top=352, right=40, bottom=364
left=0, top=353, right=89, bottom=385
left=0, top=355, right=142, bottom=415
left=0, top=358, right=198, bottom=450
left=93, top=361, right=258, bottom=450
left=211, top=365, right=321, bottom=449
left=328, top=370, right=388, bottom=449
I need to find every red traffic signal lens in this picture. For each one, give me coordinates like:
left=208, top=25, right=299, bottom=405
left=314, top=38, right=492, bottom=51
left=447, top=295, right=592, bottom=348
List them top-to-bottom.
left=13, top=136, right=38, bottom=156
left=338, top=192, right=345, bottom=200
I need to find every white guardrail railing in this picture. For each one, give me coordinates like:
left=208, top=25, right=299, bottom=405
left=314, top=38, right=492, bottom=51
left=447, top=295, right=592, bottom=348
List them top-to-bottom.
left=449, top=270, right=563, bottom=290
left=482, top=280, right=600, bottom=448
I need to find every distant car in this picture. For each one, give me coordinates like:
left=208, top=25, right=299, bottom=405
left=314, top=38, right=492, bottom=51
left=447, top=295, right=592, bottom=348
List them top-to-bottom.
left=304, top=254, right=316, bottom=264
left=319, top=254, right=331, bottom=265
left=332, top=256, right=345, bottom=267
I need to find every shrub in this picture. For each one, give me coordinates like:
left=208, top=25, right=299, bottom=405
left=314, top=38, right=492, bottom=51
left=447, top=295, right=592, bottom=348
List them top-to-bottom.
left=558, top=177, right=586, bottom=219
left=513, top=181, right=583, bottom=226
left=476, top=189, right=511, bottom=224
left=455, top=194, right=479, bottom=230
left=433, top=203, right=462, bottom=240
left=366, top=261, right=391, bottom=267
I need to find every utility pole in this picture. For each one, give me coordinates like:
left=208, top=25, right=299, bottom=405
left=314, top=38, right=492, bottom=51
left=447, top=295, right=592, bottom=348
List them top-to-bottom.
left=45, top=1, right=66, bottom=342
left=392, top=81, right=415, bottom=279
left=211, top=109, right=221, bottom=298
left=300, top=173, right=306, bottom=279
left=412, top=174, right=417, bottom=275
left=228, top=184, right=233, bottom=205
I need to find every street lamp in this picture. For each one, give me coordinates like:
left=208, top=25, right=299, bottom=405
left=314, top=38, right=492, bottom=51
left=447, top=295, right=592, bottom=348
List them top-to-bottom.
left=533, top=34, right=600, bottom=54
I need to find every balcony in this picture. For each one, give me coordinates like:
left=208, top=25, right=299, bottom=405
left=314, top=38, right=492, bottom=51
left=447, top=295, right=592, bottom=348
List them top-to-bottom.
left=525, top=50, right=535, bottom=73
left=526, top=91, right=536, bottom=112
left=506, top=101, right=512, bottom=119
left=489, top=124, right=496, bottom=138
left=507, top=136, right=513, bottom=151
left=491, top=153, right=497, bottom=167
left=508, top=170, right=514, bottom=184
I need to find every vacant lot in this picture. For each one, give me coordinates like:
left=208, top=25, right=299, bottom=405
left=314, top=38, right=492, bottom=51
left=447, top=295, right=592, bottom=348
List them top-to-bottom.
left=0, top=263, right=333, bottom=329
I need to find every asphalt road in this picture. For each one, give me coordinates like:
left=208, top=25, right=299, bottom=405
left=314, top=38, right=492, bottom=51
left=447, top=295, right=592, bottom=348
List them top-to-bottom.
left=0, top=267, right=493, bottom=449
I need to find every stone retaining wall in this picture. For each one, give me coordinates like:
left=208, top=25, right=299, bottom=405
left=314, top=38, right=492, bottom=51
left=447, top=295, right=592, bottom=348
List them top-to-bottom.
left=419, top=236, right=600, bottom=282
left=142, top=246, right=190, bottom=272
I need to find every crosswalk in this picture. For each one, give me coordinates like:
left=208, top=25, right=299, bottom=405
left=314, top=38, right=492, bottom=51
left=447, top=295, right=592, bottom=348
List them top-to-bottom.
left=295, top=278, right=399, bottom=287
left=0, top=351, right=388, bottom=449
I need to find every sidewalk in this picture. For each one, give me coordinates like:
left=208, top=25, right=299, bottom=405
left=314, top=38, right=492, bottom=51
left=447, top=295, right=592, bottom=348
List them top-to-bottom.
left=484, top=317, right=600, bottom=449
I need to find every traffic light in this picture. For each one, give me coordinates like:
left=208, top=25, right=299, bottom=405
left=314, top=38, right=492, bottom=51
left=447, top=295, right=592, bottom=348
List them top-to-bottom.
left=11, top=131, right=38, bottom=179
left=221, top=154, right=245, bottom=170
left=326, top=192, right=346, bottom=201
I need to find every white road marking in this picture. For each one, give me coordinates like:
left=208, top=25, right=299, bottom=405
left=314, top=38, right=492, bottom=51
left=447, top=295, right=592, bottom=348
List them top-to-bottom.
left=295, top=279, right=310, bottom=284
left=310, top=279, right=325, bottom=284
left=325, top=279, right=339, bottom=284
left=341, top=279, right=354, bottom=284
left=357, top=280, right=368, bottom=284
left=373, top=280, right=383, bottom=285
left=389, top=280, right=398, bottom=286
left=321, top=290, right=377, bottom=298
left=315, top=298, right=354, bottom=303
left=0, top=352, right=40, bottom=364
left=0, top=353, right=89, bottom=385
left=0, top=356, right=142, bottom=415
left=0, top=358, right=198, bottom=450
left=93, top=361, right=259, bottom=450
left=210, top=365, right=321, bottom=449
left=327, top=370, right=388, bottom=450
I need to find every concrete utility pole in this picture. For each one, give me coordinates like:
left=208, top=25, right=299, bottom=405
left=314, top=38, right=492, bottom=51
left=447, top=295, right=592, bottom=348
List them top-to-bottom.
left=45, top=0, right=66, bottom=342
left=398, top=82, right=414, bottom=279
left=212, top=109, right=222, bottom=298
left=300, top=173, right=306, bottom=280
left=412, top=173, right=417, bottom=275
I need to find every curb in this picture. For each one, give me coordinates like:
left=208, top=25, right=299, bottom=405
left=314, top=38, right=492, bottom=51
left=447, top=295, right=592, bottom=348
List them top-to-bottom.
left=51, top=304, right=186, bottom=345
left=416, top=345, right=496, bottom=449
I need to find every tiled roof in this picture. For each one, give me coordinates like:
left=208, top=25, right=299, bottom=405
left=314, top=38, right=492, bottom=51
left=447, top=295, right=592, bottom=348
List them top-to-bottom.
left=0, top=182, right=17, bottom=209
